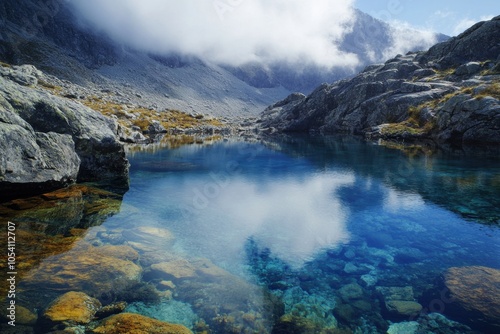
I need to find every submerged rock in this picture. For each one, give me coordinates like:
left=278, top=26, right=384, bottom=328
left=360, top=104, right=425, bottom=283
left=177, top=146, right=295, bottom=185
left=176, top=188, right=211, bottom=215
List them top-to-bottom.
left=0, top=185, right=123, bottom=234
left=123, top=225, right=175, bottom=252
left=21, top=244, right=142, bottom=297
left=152, top=257, right=276, bottom=333
left=150, top=259, right=197, bottom=281
left=442, top=266, right=500, bottom=331
left=339, top=283, right=364, bottom=302
left=281, top=286, right=338, bottom=330
left=377, top=286, right=423, bottom=318
left=43, top=291, right=101, bottom=325
left=125, top=300, right=199, bottom=330
left=385, top=300, right=422, bottom=317
left=95, top=302, right=128, bottom=319
left=16, top=306, right=38, bottom=326
left=92, top=313, right=193, bottom=334
left=273, top=314, right=338, bottom=334
left=387, top=321, right=419, bottom=334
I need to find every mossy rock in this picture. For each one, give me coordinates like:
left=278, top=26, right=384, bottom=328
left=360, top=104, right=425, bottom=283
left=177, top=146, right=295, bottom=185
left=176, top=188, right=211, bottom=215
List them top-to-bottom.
left=92, top=313, right=193, bottom=334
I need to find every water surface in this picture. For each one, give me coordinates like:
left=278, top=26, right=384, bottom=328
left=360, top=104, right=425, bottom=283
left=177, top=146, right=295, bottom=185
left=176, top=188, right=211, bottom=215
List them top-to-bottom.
left=7, top=135, right=500, bottom=333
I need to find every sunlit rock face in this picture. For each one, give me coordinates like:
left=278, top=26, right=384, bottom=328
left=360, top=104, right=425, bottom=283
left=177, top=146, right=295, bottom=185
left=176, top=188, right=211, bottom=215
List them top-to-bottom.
left=0, top=66, right=129, bottom=200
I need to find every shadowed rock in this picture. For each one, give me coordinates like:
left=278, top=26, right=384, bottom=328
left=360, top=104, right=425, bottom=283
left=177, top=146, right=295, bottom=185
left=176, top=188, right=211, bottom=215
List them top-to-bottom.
left=442, top=266, right=500, bottom=332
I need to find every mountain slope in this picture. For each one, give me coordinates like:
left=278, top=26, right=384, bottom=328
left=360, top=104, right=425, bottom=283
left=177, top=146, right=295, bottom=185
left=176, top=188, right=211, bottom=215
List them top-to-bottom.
left=0, top=0, right=448, bottom=118
left=0, top=0, right=288, bottom=118
left=224, top=9, right=448, bottom=93
left=260, top=16, right=500, bottom=145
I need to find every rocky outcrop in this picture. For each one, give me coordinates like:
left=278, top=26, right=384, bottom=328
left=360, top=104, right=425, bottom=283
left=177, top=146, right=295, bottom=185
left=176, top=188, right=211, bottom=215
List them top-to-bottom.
left=0, top=0, right=118, bottom=71
left=260, top=16, right=500, bottom=145
left=418, top=16, right=500, bottom=68
left=0, top=65, right=129, bottom=200
left=442, top=266, right=500, bottom=332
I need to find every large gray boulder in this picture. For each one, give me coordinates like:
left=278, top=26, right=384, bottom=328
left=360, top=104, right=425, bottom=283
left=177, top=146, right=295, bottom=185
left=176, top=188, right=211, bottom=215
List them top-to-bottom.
left=0, top=66, right=129, bottom=200
left=435, top=92, right=500, bottom=143
left=0, top=104, right=80, bottom=199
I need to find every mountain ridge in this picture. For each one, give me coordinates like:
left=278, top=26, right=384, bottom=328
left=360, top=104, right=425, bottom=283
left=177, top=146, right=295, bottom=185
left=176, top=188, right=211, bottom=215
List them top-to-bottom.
left=0, top=0, right=448, bottom=117
left=259, top=16, right=500, bottom=145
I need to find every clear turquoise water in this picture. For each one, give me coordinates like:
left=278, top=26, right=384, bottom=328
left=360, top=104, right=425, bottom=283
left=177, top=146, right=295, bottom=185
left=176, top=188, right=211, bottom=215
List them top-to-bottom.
left=14, top=135, right=500, bottom=333
left=102, top=136, right=499, bottom=333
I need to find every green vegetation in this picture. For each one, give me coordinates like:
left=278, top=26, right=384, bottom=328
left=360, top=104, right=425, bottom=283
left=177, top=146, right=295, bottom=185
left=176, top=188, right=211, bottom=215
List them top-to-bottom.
left=380, top=122, right=428, bottom=137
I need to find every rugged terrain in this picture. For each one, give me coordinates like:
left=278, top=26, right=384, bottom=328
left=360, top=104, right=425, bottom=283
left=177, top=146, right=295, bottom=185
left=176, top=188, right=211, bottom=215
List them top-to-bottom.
left=0, top=0, right=446, bottom=117
left=0, top=0, right=494, bottom=200
left=260, top=16, right=500, bottom=145
left=0, top=64, right=129, bottom=200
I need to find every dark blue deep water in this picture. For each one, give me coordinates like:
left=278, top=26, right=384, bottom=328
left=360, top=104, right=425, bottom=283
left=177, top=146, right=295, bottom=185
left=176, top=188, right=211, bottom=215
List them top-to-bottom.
left=9, top=135, right=500, bottom=333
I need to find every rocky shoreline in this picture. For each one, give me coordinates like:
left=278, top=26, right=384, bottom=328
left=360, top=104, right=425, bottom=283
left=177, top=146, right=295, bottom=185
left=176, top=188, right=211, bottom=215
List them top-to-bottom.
left=2, top=16, right=498, bottom=201
left=258, top=16, right=500, bottom=146
left=0, top=63, right=237, bottom=201
left=0, top=64, right=130, bottom=201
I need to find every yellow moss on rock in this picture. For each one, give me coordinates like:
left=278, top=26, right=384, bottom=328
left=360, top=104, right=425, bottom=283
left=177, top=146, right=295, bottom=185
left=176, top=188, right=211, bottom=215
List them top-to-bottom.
left=82, top=96, right=224, bottom=133
left=43, top=291, right=101, bottom=324
left=92, top=313, right=193, bottom=334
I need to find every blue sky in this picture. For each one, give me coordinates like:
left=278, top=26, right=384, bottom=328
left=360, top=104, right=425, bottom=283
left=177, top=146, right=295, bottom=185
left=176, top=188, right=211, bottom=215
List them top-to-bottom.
left=355, top=0, right=499, bottom=36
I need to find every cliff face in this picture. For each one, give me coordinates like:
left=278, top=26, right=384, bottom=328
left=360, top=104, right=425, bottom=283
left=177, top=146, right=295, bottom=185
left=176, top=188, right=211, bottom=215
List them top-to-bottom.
left=261, top=16, right=500, bottom=145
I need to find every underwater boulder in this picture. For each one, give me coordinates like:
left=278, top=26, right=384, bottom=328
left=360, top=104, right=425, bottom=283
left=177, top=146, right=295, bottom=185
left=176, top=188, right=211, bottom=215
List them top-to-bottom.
left=21, top=244, right=142, bottom=297
left=442, top=266, right=500, bottom=332
left=42, top=291, right=101, bottom=326
left=92, top=313, right=193, bottom=334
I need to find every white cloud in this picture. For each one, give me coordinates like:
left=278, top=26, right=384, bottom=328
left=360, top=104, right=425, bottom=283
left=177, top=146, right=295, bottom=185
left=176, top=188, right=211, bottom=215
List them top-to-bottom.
left=69, top=0, right=360, bottom=68
left=432, top=10, right=454, bottom=19
left=382, top=21, right=439, bottom=59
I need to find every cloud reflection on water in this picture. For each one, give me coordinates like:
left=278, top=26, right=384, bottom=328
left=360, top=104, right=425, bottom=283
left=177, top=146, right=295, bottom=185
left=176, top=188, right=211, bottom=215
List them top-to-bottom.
left=199, top=172, right=355, bottom=267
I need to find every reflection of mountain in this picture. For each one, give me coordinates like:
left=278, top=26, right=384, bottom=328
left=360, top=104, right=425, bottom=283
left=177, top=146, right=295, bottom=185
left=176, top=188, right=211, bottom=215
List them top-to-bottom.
left=262, top=135, right=500, bottom=225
